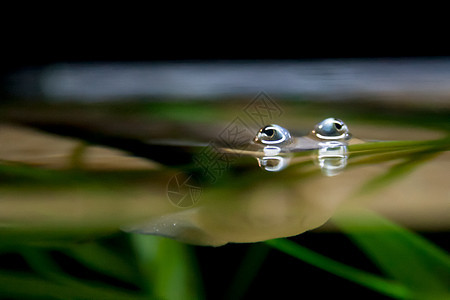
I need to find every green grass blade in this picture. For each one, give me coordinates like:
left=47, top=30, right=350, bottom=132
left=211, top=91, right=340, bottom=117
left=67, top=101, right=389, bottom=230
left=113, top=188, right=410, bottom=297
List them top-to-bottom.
left=348, top=138, right=450, bottom=153
left=353, top=150, right=440, bottom=196
left=333, top=209, right=450, bottom=299
left=131, top=234, right=204, bottom=300
left=265, top=238, right=411, bottom=299
left=66, top=242, right=139, bottom=284
left=226, top=243, right=270, bottom=300
left=19, top=248, right=147, bottom=300
left=0, top=271, right=146, bottom=300
left=0, top=271, right=72, bottom=300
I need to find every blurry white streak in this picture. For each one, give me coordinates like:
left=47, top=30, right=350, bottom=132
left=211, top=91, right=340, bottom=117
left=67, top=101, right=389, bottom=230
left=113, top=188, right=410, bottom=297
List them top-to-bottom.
left=10, top=59, right=450, bottom=101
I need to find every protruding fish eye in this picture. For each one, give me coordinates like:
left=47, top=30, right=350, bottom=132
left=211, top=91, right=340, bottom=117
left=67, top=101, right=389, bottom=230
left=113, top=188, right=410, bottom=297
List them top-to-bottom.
left=312, top=118, right=350, bottom=140
left=254, top=124, right=293, bottom=145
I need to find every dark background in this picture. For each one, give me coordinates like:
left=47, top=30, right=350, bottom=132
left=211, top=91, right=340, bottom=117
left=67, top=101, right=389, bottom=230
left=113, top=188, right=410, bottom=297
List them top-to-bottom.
left=2, top=12, right=448, bottom=77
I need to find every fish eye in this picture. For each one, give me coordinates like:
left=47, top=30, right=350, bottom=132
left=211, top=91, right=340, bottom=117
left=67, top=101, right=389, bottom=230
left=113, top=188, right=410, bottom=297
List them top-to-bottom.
left=313, top=118, right=350, bottom=140
left=254, top=124, right=292, bottom=145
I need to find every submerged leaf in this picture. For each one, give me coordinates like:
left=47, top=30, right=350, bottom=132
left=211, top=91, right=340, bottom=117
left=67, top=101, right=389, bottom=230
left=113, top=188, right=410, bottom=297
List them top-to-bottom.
left=353, top=150, right=440, bottom=196
left=333, top=209, right=450, bottom=299
left=131, top=234, right=204, bottom=300
left=265, top=238, right=410, bottom=299
left=66, top=242, right=139, bottom=284
left=226, top=244, right=270, bottom=299
left=20, top=247, right=147, bottom=299
left=0, top=271, right=146, bottom=300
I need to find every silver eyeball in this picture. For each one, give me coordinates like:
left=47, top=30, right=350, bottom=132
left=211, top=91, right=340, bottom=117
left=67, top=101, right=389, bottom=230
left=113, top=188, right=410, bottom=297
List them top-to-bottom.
left=312, top=118, right=350, bottom=140
left=254, top=124, right=293, bottom=146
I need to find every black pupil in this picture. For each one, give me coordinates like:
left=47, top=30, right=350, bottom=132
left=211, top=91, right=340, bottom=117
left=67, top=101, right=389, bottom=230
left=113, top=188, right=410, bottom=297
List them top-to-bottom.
left=334, top=122, right=343, bottom=130
left=263, top=128, right=275, bottom=137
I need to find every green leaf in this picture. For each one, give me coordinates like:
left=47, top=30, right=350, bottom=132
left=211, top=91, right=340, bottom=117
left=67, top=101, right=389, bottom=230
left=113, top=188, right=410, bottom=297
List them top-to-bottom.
left=353, top=150, right=440, bottom=196
left=333, top=209, right=450, bottom=299
left=131, top=234, right=204, bottom=300
left=265, top=238, right=410, bottom=299
left=66, top=242, right=139, bottom=284
left=226, top=243, right=270, bottom=300
left=19, top=248, right=147, bottom=300
left=0, top=271, right=146, bottom=300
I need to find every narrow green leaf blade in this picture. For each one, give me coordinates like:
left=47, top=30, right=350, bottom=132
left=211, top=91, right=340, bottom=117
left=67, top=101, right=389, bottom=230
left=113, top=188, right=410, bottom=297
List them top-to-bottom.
left=333, top=209, right=450, bottom=299
left=131, top=234, right=204, bottom=300
left=265, top=238, right=410, bottom=299
left=66, top=242, right=139, bottom=284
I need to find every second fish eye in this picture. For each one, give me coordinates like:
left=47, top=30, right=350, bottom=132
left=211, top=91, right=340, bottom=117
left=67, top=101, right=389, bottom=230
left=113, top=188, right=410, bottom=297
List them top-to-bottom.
left=313, top=118, right=350, bottom=140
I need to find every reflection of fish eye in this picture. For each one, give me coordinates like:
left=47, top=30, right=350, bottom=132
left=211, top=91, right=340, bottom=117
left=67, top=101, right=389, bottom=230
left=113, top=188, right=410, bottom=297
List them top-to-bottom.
left=313, top=118, right=350, bottom=140
left=254, top=124, right=292, bottom=145
left=315, top=142, right=348, bottom=177
left=257, top=156, right=291, bottom=172
left=318, top=156, right=348, bottom=177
